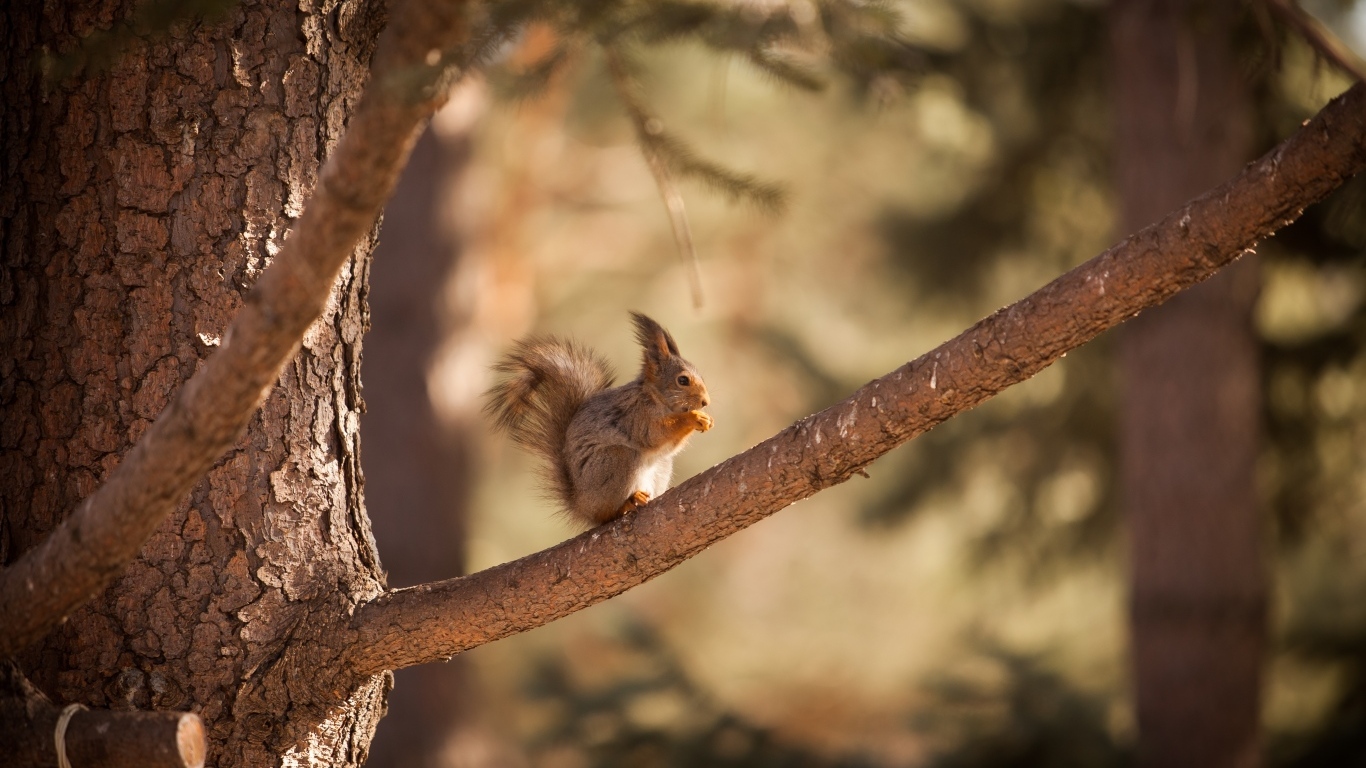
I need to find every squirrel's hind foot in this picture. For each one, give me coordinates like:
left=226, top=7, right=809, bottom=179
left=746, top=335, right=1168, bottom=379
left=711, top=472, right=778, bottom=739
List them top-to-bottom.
left=615, top=490, right=651, bottom=518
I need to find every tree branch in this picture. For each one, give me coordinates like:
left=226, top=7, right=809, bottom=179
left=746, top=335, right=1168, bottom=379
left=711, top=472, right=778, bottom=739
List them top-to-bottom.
left=0, top=0, right=471, bottom=658
left=1265, top=0, right=1366, bottom=84
left=344, top=81, right=1366, bottom=678
left=1, top=661, right=205, bottom=768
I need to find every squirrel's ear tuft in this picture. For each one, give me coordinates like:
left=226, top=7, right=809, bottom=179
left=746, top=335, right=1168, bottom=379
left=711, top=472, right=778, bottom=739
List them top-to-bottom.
left=631, top=312, right=679, bottom=380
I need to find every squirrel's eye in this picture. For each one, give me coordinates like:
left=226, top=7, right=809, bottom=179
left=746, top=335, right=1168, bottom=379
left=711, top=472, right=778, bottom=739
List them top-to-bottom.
left=676, top=375, right=690, bottom=387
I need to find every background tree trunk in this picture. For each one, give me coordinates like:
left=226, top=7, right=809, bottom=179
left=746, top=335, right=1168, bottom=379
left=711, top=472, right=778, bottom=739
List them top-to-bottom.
left=0, top=1, right=391, bottom=765
left=1112, top=1, right=1267, bottom=766
left=361, top=103, right=496, bottom=768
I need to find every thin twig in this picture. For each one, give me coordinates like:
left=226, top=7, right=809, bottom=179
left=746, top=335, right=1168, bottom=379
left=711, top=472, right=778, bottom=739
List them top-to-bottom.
left=1265, top=0, right=1366, bottom=83
left=604, top=45, right=706, bottom=309
left=650, top=154, right=707, bottom=309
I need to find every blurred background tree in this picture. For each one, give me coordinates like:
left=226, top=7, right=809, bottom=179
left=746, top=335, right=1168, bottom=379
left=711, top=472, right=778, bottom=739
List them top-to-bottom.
left=359, top=0, right=1366, bottom=765
left=1112, top=0, right=1263, bottom=766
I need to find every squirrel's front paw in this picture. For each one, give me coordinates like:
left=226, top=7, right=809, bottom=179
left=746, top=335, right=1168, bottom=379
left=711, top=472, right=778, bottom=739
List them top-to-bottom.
left=690, top=410, right=714, bottom=432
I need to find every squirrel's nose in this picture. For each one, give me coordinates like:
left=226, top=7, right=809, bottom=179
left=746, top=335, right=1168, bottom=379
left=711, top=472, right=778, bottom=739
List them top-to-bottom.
left=699, top=395, right=709, bottom=408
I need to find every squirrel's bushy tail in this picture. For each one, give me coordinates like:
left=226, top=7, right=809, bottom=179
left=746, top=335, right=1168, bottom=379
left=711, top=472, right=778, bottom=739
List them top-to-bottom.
left=485, top=337, right=615, bottom=505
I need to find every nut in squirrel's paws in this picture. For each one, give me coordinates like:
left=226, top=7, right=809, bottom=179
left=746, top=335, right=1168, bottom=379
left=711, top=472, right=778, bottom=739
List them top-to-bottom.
left=690, top=409, right=714, bottom=432
left=616, top=490, right=651, bottom=517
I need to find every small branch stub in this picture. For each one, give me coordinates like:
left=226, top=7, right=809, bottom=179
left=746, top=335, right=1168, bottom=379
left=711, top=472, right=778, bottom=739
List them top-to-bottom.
left=1, top=662, right=206, bottom=768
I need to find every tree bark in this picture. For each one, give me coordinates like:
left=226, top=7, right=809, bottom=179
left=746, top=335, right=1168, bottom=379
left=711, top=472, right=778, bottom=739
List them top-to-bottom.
left=0, top=1, right=393, bottom=765
left=1112, top=1, right=1266, bottom=766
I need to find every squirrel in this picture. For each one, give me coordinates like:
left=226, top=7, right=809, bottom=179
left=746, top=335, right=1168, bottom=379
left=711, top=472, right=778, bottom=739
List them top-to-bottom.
left=485, top=312, right=714, bottom=526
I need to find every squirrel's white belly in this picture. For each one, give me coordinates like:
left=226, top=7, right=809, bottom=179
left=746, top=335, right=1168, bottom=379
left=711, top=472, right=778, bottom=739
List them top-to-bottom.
left=630, top=448, right=676, bottom=499
left=630, top=463, right=662, bottom=498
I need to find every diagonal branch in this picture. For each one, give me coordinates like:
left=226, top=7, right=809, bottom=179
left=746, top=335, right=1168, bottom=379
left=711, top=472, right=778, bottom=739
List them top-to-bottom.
left=0, top=0, right=472, bottom=658
left=1265, top=0, right=1366, bottom=84
left=343, top=81, right=1366, bottom=678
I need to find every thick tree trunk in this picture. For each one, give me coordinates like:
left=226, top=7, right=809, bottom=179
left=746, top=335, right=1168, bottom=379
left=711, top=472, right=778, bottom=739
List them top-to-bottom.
left=0, top=1, right=390, bottom=765
left=1112, top=1, right=1267, bottom=766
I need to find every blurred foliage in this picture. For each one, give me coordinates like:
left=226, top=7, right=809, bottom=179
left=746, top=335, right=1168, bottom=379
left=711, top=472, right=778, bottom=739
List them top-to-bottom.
left=465, top=0, right=1366, bottom=763
left=473, top=0, right=936, bottom=288
left=483, top=0, right=927, bottom=211
left=486, top=0, right=925, bottom=96
left=709, top=0, right=1124, bottom=593
left=847, top=0, right=1119, bottom=581
left=1261, top=173, right=1366, bottom=543
left=1262, top=173, right=1366, bottom=767
left=861, top=341, right=1119, bottom=583
left=1274, top=549, right=1366, bottom=767
left=511, top=619, right=1131, bottom=768
left=520, top=619, right=885, bottom=768
left=912, top=643, right=1128, bottom=768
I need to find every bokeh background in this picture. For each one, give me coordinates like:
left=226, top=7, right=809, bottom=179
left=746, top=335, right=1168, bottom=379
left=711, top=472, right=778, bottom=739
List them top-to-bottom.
left=358, top=1, right=1366, bottom=766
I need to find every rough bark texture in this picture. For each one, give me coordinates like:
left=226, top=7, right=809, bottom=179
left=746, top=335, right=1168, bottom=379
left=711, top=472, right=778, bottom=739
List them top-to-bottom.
left=0, top=0, right=392, bottom=765
left=1112, top=1, right=1266, bottom=766
left=337, top=82, right=1366, bottom=680
left=361, top=123, right=483, bottom=768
